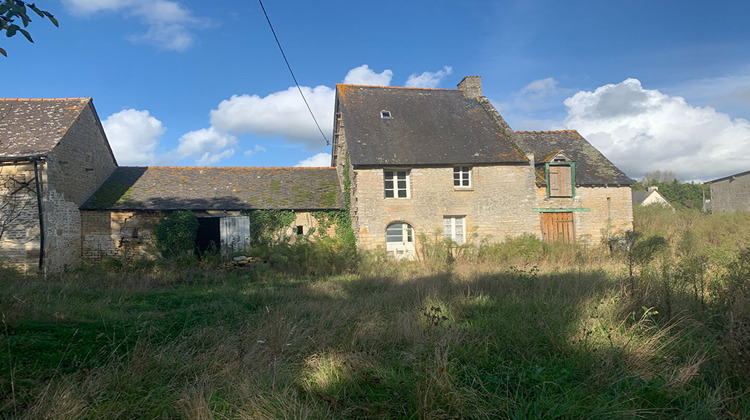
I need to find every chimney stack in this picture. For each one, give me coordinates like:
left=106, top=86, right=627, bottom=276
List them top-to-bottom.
left=457, top=76, right=482, bottom=98
left=648, top=186, right=659, bottom=193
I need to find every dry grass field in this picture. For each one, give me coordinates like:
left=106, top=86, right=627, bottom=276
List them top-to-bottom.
left=1, top=206, right=749, bottom=419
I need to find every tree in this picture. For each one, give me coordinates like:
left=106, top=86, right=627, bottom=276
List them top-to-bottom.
left=0, top=0, right=58, bottom=57
left=633, top=170, right=710, bottom=210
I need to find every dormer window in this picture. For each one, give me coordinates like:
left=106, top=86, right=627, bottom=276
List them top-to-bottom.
left=380, top=110, right=392, bottom=119
left=544, top=151, right=575, bottom=198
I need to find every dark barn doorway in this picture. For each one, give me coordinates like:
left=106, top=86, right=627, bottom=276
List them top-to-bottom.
left=196, top=217, right=221, bottom=254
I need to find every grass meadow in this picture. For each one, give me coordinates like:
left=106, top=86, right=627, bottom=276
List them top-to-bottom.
left=1, top=206, right=750, bottom=419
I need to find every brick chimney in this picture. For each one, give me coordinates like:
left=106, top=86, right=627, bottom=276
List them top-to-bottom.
left=457, top=76, right=482, bottom=98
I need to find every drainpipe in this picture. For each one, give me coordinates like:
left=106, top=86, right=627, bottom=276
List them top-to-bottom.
left=32, top=157, right=45, bottom=271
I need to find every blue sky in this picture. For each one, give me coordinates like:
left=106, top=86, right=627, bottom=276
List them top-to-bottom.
left=3, top=0, right=750, bottom=181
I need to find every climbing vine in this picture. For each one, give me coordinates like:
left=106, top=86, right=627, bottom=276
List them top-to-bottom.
left=244, top=209, right=296, bottom=246
left=153, top=210, right=199, bottom=258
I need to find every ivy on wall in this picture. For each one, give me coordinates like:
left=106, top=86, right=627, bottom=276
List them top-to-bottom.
left=244, top=209, right=296, bottom=246
left=153, top=210, right=198, bottom=258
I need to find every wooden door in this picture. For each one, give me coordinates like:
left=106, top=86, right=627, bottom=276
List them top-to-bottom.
left=541, top=212, right=574, bottom=243
left=220, top=216, right=251, bottom=256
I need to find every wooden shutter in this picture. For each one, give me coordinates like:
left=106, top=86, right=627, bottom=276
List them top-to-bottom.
left=549, top=165, right=572, bottom=197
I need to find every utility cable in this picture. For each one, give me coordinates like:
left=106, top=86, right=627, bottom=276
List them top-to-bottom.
left=258, top=0, right=330, bottom=145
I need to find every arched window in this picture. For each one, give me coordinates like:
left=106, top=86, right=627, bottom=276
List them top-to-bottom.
left=385, top=222, right=415, bottom=259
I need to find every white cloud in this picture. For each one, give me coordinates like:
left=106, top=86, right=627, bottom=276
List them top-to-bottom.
left=62, top=0, right=199, bottom=51
left=343, top=65, right=393, bottom=86
left=405, top=66, right=453, bottom=88
left=520, top=77, right=558, bottom=96
left=563, top=78, right=750, bottom=181
left=210, top=85, right=335, bottom=146
left=102, top=109, right=165, bottom=165
left=175, top=127, right=237, bottom=165
left=244, top=145, right=266, bottom=157
left=295, top=153, right=332, bottom=167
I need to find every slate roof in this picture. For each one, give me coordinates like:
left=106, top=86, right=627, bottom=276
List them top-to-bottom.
left=336, top=84, right=528, bottom=166
left=0, top=98, right=90, bottom=159
left=514, top=130, right=635, bottom=186
left=82, top=167, right=343, bottom=211
left=631, top=190, right=650, bottom=205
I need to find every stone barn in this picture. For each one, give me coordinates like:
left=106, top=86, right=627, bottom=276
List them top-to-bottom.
left=0, top=98, right=117, bottom=273
left=80, top=166, right=343, bottom=262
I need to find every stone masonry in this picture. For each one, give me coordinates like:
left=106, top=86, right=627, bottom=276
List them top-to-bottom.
left=352, top=164, right=539, bottom=251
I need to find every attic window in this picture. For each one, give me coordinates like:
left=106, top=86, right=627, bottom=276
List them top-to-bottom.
left=380, top=110, right=392, bottom=119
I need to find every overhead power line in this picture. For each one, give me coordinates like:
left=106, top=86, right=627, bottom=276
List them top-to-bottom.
left=258, top=0, right=330, bottom=146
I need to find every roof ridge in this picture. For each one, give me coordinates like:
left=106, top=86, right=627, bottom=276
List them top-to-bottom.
left=336, top=84, right=458, bottom=92
left=0, top=97, right=92, bottom=101
left=517, top=130, right=578, bottom=133
left=126, top=166, right=335, bottom=170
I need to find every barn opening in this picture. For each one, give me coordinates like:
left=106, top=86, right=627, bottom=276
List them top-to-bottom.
left=195, top=215, right=251, bottom=256
left=196, top=217, right=221, bottom=254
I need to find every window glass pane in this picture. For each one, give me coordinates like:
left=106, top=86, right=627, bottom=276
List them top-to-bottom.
left=384, top=171, right=393, bottom=180
left=397, top=171, right=407, bottom=179
left=454, top=172, right=460, bottom=180
left=462, top=179, right=469, bottom=186
left=385, top=180, right=393, bottom=189
left=397, top=180, right=406, bottom=189
left=385, top=190, right=394, bottom=198
left=397, top=190, right=407, bottom=198
left=455, top=218, right=463, bottom=228
left=406, top=226, right=413, bottom=242
left=456, top=233, right=464, bottom=244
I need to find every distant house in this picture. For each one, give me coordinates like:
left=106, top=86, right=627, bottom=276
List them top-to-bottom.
left=331, top=76, right=634, bottom=257
left=0, top=98, right=117, bottom=273
left=708, top=170, right=750, bottom=213
left=632, top=186, right=674, bottom=209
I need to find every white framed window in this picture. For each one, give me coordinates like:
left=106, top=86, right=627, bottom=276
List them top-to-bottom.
left=453, top=166, right=471, bottom=188
left=384, top=169, right=410, bottom=198
left=443, top=216, right=466, bottom=244
left=385, top=222, right=416, bottom=259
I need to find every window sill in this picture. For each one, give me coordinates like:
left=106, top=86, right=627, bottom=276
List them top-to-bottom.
left=454, top=187, right=474, bottom=191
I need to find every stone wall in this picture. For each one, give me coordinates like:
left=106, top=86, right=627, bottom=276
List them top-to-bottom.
left=41, top=102, right=118, bottom=271
left=0, top=161, right=41, bottom=272
left=351, top=164, right=539, bottom=251
left=710, top=173, right=750, bottom=213
left=535, top=185, right=633, bottom=244
left=81, top=210, right=338, bottom=262
left=81, top=210, right=160, bottom=262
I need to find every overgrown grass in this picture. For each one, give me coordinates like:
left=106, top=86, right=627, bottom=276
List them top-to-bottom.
left=2, top=209, right=750, bottom=418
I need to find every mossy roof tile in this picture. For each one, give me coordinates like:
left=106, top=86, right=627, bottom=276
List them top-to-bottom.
left=0, top=98, right=90, bottom=159
left=82, top=167, right=343, bottom=211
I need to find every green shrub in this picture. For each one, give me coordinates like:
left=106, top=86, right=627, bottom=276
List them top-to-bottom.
left=246, top=209, right=296, bottom=246
left=152, top=210, right=199, bottom=258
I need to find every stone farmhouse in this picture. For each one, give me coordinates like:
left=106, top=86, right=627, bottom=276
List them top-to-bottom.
left=1, top=75, right=635, bottom=271
left=332, top=76, right=634, bottom=258
left=708, top=170, right=750, bottom=213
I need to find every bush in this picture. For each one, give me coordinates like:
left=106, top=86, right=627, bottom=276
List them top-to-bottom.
left=152, top=211, right=199, bottom=259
